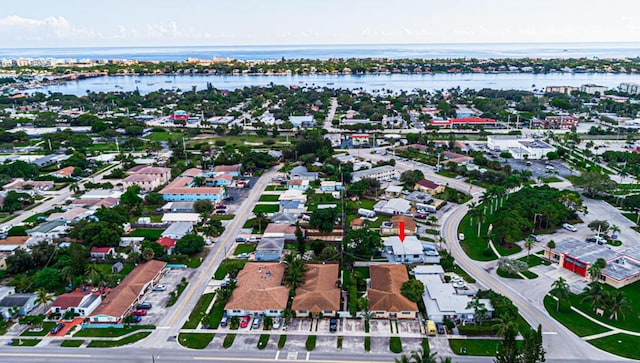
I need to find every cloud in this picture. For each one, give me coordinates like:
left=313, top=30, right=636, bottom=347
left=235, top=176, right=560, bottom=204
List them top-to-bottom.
left=0, top=15, right=98, bottom=40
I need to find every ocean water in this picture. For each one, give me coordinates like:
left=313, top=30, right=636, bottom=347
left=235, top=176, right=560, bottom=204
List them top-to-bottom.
left=3, top=42, right=640, bottom=61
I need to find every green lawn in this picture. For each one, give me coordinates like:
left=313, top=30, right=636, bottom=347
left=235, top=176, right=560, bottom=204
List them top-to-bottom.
left=147, top=131, right=184, bottom=142
left=540, top=176, right=562, bottom=183
left=265, top=185, right=287, bottom=191
left=259, top=195, right=280, bottom=202
left=252, top=204, right=279, bottom=214
left=458, top=212, right=498, bottom=261
left=24, top=213, right=48, bottom=223
left=209, top=214, right=235, bottom=221
left=127, top=228, right=163, bottom=240
left=234, top=243, right=256, bottom=255
left=517, top=254, right=551, bottom=268
left=214, top=259, right=248, bottom=280
left=94, top=263, right=135, bottom=281
left=496, top=268, right=523, bottom=279
left=521, top=271, right=538, bottom=279
left=568, top=280, right=640, bottom=333
left=167, top=281, right=189, bottom=307
left=183, top=293, right=215, bottom=329
left=543, top=295, right=610, bottom=337
left=209, top=301, right=226, bottom=329
left=20, top=322, right=56, bottom=336
left=74, top=325, right=155, bottom=338
left=87, top=332, right=151, bottom=347
left=178, top=333, right=215, bottom=349
left=588, top=333, right=640, bottom=360
left=306, top=335, right=317, bottom=351
left=389, top=336, right=402, bottom=353
left=10, top=338, right=41, bottom=346
left=449, top=339, right=503, bottom=356
left=60, top=340, right=84, bottom=347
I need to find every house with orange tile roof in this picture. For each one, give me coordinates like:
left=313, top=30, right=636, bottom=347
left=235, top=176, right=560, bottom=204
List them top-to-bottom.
left=213, top=164, right=242, bottom=177
left=50, top=166, right=75, bottom=178
left=124, top=166, right=172, bottom=191
left=89, top=260, right=166, bottom=323
left=224, top=262, right=289, bottom=317
left=292, top=264, right=340, bottom=317
left=368, top=264, right=418, bottom=319
left=48, top=289, right=102, bottom=317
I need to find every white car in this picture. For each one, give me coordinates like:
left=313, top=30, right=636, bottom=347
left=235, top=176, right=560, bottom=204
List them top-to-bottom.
left=563, top=223, right=577, bottom=232
left=153, top=284, right=167, bottom=291
left=272, top=317, right=282, bottom=329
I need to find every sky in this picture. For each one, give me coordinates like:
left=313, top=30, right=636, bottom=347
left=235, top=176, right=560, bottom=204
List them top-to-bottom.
left=1, top=0, right=640, bottom=48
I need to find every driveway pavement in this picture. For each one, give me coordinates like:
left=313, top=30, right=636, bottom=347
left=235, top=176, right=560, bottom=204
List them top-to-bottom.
left=142, top=268, right=193, bottom=325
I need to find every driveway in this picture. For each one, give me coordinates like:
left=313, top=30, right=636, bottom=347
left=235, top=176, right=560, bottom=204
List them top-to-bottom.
left=142, top=268, right=194, bottom=325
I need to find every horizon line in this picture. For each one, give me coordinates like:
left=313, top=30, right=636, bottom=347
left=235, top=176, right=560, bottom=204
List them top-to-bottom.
left=3, top=40, right=640, bottom=51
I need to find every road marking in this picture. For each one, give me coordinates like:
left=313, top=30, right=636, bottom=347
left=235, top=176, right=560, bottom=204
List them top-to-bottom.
left=275, top=351, right=280, bottom=360
left=287, top=352, right=298, bottom=360
left=306, top=352, right=310, bottom=361
left=193, top=356, right=382, bottom=363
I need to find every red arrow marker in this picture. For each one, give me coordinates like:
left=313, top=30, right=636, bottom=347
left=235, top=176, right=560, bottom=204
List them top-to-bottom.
left=399, top=221, right=405, bottom=242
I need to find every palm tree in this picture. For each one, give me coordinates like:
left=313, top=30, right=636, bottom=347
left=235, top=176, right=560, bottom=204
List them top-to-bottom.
left=69, top=182, right=80, bottom=194
left=467, top=202, right=478, bottom=226
left=475, top=209, right=486, bottom=238
left=255, top=211, right=266, bottom=232
left=609, top=224, right=621, bottom=239
left=524, top=238, right=536, bottom=264
left=142, top=247, right=155, bottom=261
left=284, top=257, right=307, bottom=290
left=85, top=264, right=101, bottom=286
left=587, top=264, right=602, bottom=282
left=60, top=265, right=74, bottom=285
left=550, top=277, right=571, bottom=312
left=581, top=282, right=608, bottom=312
left=34, top=288, right=53, bottom=310
left=607, top=291, right=631, bottom=321
left=465, top=297, right=487, bottom=325
left=492, top=313, right=518, bottom=337
left=410, top=347, right=438, bottom=363
left=394, top=355, right=411, bottom=363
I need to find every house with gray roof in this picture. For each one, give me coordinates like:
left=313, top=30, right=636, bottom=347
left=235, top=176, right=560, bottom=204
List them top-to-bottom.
left=289, top=166, right=318, bottom=181
left=270, top=213, right=297, bottom=225
left=26, top=219, right=68, bottom=242
left=161, top=221, right=193, bottom=240
left=255, top=237, right=285, bottom=261
left=0, top=292, right=36, bottom=319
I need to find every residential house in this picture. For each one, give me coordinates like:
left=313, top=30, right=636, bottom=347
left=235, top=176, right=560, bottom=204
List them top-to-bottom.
left=289, top=115, right=315, bottom=128
left=31, top=154, right=70, bottom=168
left=213, top=164, right=242, bottom=177
left=351, top=165, right=399, bottom=183
left=50, top=166, right=75, bottom=178
left=289, top=166, right=318, bottom=181
left=207, top=173, right=233, bottom=187
left=3, top=179, right=53, bottom=194
left=288, top=179, right=310, bottom=191
left=414, top=180, right=445, bottom=195
left=320, top=181, right=343, bottom=193
left=385, top=185, right=404, bottom=198
left=79, top=189, right=123, bottom=200
left=373, top=198, right=412, bottom=216
left=161, top=201, right=195, bottom=213
left=47, top=207, right=91, bottom=223
left=161, top=213, right=201, bottom=224
left=269, top=213, right=297, bottom=225
left=380, top=216, right=416, bottom=236
left=350, top=218, right=365, bottom=230
left=26, top=219, right=68, bottom=242
left=161, top=222, right=193, bottom=240
left=264, top=223, right=299, bottom=241
left=0, top=236, right=29, bottom=253
left=382, top=236, right=439, bottom=263
left=119, top=237, right=143, bottom=253
left=157, top=237, right=177, bottom=255
left=255, top=237, right=285, bottom=261
left=90, top=247, right=116, bottom=259
left=89, top=260, right=167, bottom=323
left=224, top=262, right=289, bottom=317
left=292, top=264, right=340, bottom=317
left=368, top=264, right=418, bottom=319
left=414, top=265, right=494, bottom=324
left=48, top=289, right=102, bottom=317
left=0, top=292, right=36, bottom=319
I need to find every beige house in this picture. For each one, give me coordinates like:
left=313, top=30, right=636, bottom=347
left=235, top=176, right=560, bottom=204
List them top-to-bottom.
left=124, top=166, right=172, bottom=191
left=414, top=179, right=445, bottom=195
left=224, top=262, right=289, bottom=317
left=292, top=264, right=340, bottom=317
left=368, top=264, right=418, bottom=319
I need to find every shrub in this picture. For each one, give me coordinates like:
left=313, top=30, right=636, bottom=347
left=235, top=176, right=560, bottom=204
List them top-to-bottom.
left=223, top=334, right=235, bottom=349
left=257, top=334, right=269, bottom=350
left=278, top=335, right=287, bottom=349
left=305, top=335, right=316, bottom=351
left=337, top=336, right=343, bottom=350
left=364, top=336, right=371, bottom=352
left=389, top=337, right=402, bottom=353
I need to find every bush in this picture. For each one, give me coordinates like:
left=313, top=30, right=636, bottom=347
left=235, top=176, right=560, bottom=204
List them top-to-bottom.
left=457, top=324, right=499, bottom=336
left=223, top=334, right=236, bottom=349
left=257, top=334, right=269, bottom=350
left=278, top=335, right=287, bottom=349
left=305, top=335, right=316, bottom=351
left=337, top=336, right=343, bottom=350
left=364, top=336, right=371, bottom=352
left=389, top=337, right=403, bottom=353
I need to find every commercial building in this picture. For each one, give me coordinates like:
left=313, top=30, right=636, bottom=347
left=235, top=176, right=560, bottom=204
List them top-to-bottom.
left=580, top=84, right=608, bottom=95
left=487, top=135, right=556, bottom=160
left=159, top=176, right=225, bottom=202
left=414, top=179, right=445, bottom=194
left=373, top=198, right=412, bottom=216
left=224, top=262, right=289, bottom=317
left=292, top=264, right=340, bottom=317
left=368, top=264, right=418, bottom=319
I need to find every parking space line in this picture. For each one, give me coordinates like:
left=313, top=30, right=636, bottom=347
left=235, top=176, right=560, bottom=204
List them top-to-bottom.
left=275, top=351, right=280, bottom=360
left=306, top=352, right=310, bottom=361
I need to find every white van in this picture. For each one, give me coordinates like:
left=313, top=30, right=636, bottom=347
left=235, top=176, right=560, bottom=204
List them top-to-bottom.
left=563, top=223, right=577, bottom=232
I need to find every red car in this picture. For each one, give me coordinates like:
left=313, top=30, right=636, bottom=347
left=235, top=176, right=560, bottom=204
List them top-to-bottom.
left=215, top=204, right=226, bottom=209
left=134, top=309, right=147, bottom=316
left=240, top=315, right=250, bottom=328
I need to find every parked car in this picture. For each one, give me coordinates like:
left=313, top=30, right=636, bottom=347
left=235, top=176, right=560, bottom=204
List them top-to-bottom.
left=216, top=204, right=227, bottom=209
left=216, top=209, right=227, bottom=214
left=414, top=213, right=427, bottom=220
left=563, top=223, right=577, bottom=232
left=458, top=233, right=465, bottom=241
left=528, top=234, right=540, bottom=242
left=595, top=236, right=607, bottom=245
left=235, top=237, right=247, bottom=243
left=586, top=237, right=598, bottom=243
left=237, top=253, right=250, bottom=259
left=153, top=284, right=167, bottom=291
left=137, top=302, right=152, bottom=309
left=134, top=309, right=147, bottom=316
left=131, top=314, right=142, bottom=323
left=220, top=315, right=229, bottom=328
left=240, top=315, right=250, bottom=328
left=251, top=316, right=261, bottom=329
left=272, top=317, right=282, bottom=330
left=329, top=318, right=338, bottom=333
left=436, top=322, right=446, bottom=334
left=50, top=323, right=65, bottom=334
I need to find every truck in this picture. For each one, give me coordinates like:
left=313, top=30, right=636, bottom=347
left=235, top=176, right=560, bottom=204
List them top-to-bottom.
left=416, top=203, right=437, bottom=213
left=358, top=208, right=376, bottom=218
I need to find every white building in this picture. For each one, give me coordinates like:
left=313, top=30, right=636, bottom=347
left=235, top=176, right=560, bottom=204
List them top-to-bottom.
left=619, top=83, right=640, bottom=95
left=580, top=84, right=608, bottom=95
left=487, top=135, right=555, bottom=160
left=351, top=165, right=399, bottom=183
left=373, top=198, right=412, bottom=216
left=161, top=222, right=194, bottom=240
left=382, top=236, right=439, bottom=263
left=414, top=265, right=494, bottom=324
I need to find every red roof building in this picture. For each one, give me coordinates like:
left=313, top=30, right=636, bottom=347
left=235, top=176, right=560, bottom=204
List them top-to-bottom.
left=157, top=237, right=177, bottom=255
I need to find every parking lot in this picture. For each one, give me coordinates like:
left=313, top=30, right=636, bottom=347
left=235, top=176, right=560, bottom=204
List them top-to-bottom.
left=507, top=159, right=573, bottom=179
left=137, top=268, right=194, bottom=325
